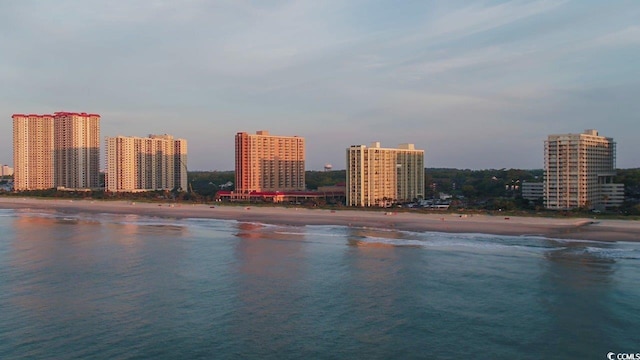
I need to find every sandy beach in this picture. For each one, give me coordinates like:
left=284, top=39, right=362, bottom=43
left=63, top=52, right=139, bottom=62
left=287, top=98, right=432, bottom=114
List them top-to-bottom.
left=1, top=197, right=639, bottom=242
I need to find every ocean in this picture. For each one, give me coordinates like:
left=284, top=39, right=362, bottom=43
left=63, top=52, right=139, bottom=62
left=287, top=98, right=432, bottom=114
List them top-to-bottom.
left=0, top=208, right=638, bottom=359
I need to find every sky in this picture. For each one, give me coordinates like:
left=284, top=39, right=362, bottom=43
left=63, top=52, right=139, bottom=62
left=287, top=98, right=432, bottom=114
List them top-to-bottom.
left=1, top=0, right=639, bottom=171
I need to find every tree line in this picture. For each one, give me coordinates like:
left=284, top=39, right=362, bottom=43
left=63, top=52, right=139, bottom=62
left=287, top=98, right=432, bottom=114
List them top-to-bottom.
left=3, top=168, right=639, bottom=214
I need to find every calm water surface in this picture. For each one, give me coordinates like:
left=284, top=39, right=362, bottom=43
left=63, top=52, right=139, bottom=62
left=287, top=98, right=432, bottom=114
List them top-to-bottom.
left=0, top=208, right=638, bottom=359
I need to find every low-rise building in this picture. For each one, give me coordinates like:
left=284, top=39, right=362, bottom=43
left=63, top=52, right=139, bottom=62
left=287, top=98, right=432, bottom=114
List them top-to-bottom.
left=0, top=165, right=13, bottom=177
left=521, top=182, right=544, bottom=201
left=599, top=183, right=625, bottom=209
left=216, top=189, right=345, bottom=204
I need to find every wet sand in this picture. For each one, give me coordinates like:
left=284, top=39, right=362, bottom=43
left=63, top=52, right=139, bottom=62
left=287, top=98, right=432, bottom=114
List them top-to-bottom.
left=1, top=197, right=639, bottom=242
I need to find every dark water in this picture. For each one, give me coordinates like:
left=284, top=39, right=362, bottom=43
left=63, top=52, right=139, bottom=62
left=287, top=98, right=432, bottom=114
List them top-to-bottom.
left=0, top=209, right=638, bottom=359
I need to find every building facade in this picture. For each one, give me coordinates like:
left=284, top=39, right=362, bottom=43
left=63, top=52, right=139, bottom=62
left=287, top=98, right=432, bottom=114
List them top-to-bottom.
left=12, top=112, right=100, bottom=191
left=54, top=112, right=101, bottom=189
left=12, top=114, right=55, bottom=190
left=544, top=129, right=623, bottom=210
left=235, top=131, right=305, bottom=193
left=106, top=134, right=188, bottom=192
left=173, top=137, right=188, bottom=191
left=347, top=142, right=425, bottom=207
left=1, top=165, right=13, bottom=177
left=521, top=182, right=544, bottom=201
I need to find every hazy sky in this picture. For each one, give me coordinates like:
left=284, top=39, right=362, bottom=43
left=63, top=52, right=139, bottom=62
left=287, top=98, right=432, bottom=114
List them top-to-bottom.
left=1, top=0, right=639, bottom=170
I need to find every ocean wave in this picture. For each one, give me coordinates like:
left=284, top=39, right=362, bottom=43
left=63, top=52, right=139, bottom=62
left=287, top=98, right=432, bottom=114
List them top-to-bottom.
left=14, top=210, right=59, bottom=218
left=62, top=212, right=189, bottom=228
left=184, top=217, right=237, bottom=224
left=110, top=218, right=188, bottom=228
left=183, top=218, right=239, bottom=230
left=236, top=221, right=283, bottom=229
left=304, top=224, right=353, bottom=233
left=277, top=231, right=345, bottom=238
left=353, top=235, right=555, bottom=255
left=540, top=237, right=610, bottom=245
left=583, top=246, right=640, bottom=260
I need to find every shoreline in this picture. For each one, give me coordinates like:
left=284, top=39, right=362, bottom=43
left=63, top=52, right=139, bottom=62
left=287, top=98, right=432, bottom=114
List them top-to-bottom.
left=1, top=197, right=639, bottom=242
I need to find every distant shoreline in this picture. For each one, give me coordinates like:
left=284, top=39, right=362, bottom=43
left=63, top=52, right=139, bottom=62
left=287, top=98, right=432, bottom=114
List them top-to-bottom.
left=1, top=197, right=639, bottom=242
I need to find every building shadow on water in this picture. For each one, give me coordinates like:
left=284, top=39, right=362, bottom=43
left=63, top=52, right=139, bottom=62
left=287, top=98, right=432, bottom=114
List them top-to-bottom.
left=7, top=213, right=190, bottom=343
left=230, top=222, right=309, bottom=357
left=230, top=223, right=426, bottom=358
left=338, top=227, right=428, bottom=358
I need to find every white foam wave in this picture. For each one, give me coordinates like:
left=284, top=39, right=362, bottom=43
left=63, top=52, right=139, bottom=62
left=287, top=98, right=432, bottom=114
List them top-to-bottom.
left=65, top=212, right=186, bottom=228
left=183, top=218, right=239, bottom=229
left=111, top=219, right=187, bottom=228
left=236, top=221, right=283, bottom=229
left=277, top=231, right=344, bottom=238
left=356, top=235, right=552, bottom=254
left=541, top=237, right=610, bottom=245
left=583, top=246, right=640, bottom=260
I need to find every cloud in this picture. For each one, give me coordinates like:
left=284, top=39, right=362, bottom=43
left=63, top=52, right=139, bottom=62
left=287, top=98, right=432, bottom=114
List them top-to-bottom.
left=1, top=0, right=639, bottom=170
left=407, top=0, right=568, bottom=43
left=588, top=26, right=640, bottom=48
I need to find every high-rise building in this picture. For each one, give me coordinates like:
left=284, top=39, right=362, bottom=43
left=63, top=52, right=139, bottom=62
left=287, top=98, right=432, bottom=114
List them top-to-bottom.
left=12, top=112, right=100, bottom=191
left=54, top=112, right=101, bottom=189
left=12, top=114, right=55, bottom=190
left=544, top=129, right=624, bottom=210
left=235, top=130, right=305, bottom=193
left=106, top=134, right=188, bottom=192
left=173, top=137, right=188, bottom=191
left=347, top=142, right=424, bottom=207
left=396, top=143, right=426, bottom=202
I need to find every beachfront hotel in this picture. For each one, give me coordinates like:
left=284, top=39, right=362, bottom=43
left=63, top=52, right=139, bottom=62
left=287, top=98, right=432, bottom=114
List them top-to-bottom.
left=12, top=112, right=100, bottom=191
left=54, top=112, right=101, bottom=189
left=12, top=114, right=54, bottom=190
left=544, top=129, right=624, bottom=210
left=234, top=130, right=305, bottom=193
left=105, top=134, right=188, bottom=192
left=346, top=142, right=425, bottom=207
